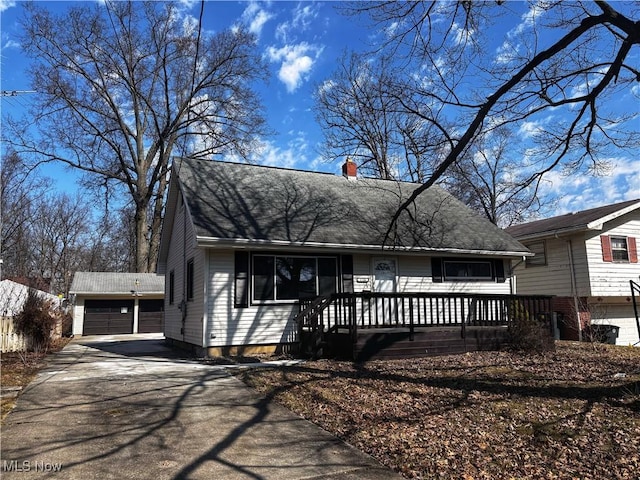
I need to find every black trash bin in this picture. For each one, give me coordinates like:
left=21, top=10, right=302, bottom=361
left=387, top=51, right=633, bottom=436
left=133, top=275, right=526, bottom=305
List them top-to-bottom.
left=591, top=324, right=620, bottom=344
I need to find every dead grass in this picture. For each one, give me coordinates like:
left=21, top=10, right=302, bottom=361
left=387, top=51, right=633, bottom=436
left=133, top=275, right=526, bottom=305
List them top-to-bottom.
left=1, top=338, right=71, bottom=421
left=238, top=341, right=640, bottom=479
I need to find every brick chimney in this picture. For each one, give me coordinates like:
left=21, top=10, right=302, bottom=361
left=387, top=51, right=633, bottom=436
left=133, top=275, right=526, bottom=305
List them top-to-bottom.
left=342, top=157, right=357, bottom=180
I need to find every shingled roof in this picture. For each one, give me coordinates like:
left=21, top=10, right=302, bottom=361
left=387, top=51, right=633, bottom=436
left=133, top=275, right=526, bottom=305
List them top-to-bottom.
left=167, top=158, right=528, bottom=256
left=506, top=198, right=640, bottom=240
left=70, top=272, right=164, bottom=295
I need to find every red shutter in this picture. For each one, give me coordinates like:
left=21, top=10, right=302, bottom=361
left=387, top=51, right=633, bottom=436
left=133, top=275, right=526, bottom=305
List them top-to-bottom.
left=601, top=235, right=613, bottom=262
left=629, top=237, right=638, bottom=263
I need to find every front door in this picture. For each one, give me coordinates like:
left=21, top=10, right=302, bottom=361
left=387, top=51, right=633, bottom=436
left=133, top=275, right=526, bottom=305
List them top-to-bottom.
left=373, top=257, right=397, bottom=292
left=373, top=258, right=397, bottom=325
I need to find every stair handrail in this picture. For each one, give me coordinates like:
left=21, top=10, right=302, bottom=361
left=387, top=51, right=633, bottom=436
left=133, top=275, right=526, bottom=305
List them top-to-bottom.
left=295, top=295, right=333, bottom=332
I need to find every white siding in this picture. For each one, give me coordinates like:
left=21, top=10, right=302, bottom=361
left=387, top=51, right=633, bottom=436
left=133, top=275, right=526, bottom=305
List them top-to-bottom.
left=163, top=195, right=205, bottom=346
left=585, top=214, right=640, bottom=297
left=513, top=234, right=590, bottom=296
left=206, top=249, right=297, bottom=347
left=203, top=251, right=513, bottom=348
left=353, top=254, right=373, bottom=292
left=355, top=255, right=511, bottom=294
left=398, top=256, right=511, bottom=294
left=72, top=299, right=84, bottom=336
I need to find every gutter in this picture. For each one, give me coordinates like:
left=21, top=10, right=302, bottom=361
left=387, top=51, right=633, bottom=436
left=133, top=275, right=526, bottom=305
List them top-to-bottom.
left=195, top=236, right=533, bottom=258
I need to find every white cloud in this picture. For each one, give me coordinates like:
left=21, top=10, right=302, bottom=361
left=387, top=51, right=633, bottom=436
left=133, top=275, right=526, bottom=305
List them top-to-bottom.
left=0, top=0, right=16, bottom=13
left=177, top=0, right=200, bottom=9
left=241, top=1, right=274, bottom=37
left=493, top=1, right=550, bottom=66
left=513, top=1, right=549, bottom=36
left=275, top=2, right=319, bottom=43
left=182, top=14, right=199, bottom=36
left=451, top=22, right=474, bottom=46
left=1, top=39, right=19, bottom=51
left=495, top=40, right=520, bottom=65
left=267, top=42, right=323, bottom=93
left=517, top=120, right=543, bottom=139
left=248, top=138, right=307, bottom=169
left=537, top=156, right=640, bottom=215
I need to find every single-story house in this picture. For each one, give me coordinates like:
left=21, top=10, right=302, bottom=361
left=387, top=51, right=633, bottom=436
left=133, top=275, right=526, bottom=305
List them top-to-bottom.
left=157, top=157, right=534, bottom=357
left=506, top=199, right=640, bottom=346
left=69, top=272, right=164, bottom=336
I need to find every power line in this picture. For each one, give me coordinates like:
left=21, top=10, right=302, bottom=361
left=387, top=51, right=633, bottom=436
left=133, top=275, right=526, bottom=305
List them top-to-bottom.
left=1, top=90, right=36, bottom=97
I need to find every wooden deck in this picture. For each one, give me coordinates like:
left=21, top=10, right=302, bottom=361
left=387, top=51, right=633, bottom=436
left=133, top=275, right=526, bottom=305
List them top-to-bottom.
left=296, top=293, right=554, bottom=361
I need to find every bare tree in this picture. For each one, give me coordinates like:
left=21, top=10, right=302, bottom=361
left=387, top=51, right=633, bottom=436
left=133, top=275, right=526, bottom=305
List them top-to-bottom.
left=8, top=1, right=269, bottom=272
left=337, top=1, right=639, bottom=236
left=314, top=53, right=439, bottom=182
left=443, top=128, right=548, bottom=227
left=0, top=150, right=45, bottom=280
left=29, top=193, right=94, bottom=296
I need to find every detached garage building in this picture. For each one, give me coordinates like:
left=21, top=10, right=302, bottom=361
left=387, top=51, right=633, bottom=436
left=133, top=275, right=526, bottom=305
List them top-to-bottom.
left=70, top=272, right=165, bottom=336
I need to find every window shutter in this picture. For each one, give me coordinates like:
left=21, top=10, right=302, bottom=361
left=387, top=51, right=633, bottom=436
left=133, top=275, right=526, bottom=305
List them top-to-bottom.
left=601, top=235, right=613, bottom=262
left=629, top=237, right=638, bottom=263
left=234, top=251, right=249, bottom=308
left=341, top=255, right=354, bottom=293
left=431, top=258, right=443, bottom=283
left=494, top=259, right=506, bottom=283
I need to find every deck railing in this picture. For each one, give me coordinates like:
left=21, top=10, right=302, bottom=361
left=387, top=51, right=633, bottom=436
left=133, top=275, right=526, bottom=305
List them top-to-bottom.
left=296, top=292, right=553, bottom=353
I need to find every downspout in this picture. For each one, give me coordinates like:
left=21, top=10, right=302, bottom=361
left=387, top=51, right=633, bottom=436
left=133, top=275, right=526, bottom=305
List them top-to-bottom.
left=566, top=239, right=582, bottom=342
left=508, top=257, right=526, bottom=295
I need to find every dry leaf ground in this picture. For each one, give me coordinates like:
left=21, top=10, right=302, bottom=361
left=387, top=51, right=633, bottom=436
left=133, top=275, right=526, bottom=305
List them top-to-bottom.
left=1, top=338, right=71, bottom=421
left=238, top=342, right=640, bottom=479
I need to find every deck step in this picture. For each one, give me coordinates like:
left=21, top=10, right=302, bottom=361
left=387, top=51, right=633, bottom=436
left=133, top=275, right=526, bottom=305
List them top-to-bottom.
left=351, top=328, right=511, bottom=361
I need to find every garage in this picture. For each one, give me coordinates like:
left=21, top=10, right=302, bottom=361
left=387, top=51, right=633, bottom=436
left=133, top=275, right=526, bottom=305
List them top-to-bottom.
left=70, top=272, right=165, bottom=337
left=83, top=299, right=134, bottom=335
left=138, top=299, right=164, bottom=333
left=591, top=303, right=640, bottom=347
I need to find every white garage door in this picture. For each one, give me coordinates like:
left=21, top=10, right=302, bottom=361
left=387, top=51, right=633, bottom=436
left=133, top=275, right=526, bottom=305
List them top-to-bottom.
left=591, top=304, right=639, bottom=346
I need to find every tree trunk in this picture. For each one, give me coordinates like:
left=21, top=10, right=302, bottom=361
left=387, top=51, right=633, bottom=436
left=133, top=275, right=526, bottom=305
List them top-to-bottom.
left=147, top=170, right=169, bottom=273
left=134, top=201, right=150, bottom=273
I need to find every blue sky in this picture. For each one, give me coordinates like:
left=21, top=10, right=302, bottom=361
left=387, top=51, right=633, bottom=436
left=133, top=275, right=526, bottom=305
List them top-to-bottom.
left=1, top=0, right=639, bottom=219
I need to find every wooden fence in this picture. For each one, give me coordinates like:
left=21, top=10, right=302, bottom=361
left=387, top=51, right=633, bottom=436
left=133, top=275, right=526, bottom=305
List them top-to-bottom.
left=0, top=316, right=27, bottom=353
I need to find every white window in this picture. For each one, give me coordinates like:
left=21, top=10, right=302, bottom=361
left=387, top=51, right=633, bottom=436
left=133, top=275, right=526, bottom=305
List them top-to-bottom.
left=610, top=237, right=629, bottom=262
left=252, top=255, right=337, bottom=302
left=443, top=260, right=493, bottom=281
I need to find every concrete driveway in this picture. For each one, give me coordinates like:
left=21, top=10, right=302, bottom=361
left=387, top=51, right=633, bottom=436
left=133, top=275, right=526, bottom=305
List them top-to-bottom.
left=1, top=335, right=400, bottom=479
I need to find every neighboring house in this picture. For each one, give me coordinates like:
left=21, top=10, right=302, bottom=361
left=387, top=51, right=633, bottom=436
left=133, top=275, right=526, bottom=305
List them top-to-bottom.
left=157, top=158, right=532, bottom=357
left=506, top=199, right=640, bottom=346
left=70, top=272, right=164, bottom=336
left=0, top=279, right=63, bottom=352
left=0, top=279, right=61, bottom=317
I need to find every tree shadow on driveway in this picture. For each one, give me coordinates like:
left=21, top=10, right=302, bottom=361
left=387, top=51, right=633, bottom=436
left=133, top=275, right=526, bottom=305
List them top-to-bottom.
left=0, top=338, right=398, bottom=479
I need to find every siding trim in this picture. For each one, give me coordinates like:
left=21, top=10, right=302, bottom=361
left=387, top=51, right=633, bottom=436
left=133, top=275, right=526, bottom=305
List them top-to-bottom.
left=234, top=251, right=250, bottom=308
left=341, top=255, right=354, bottom=293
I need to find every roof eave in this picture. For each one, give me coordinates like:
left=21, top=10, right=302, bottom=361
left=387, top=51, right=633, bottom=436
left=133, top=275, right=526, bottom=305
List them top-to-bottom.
left=511, top=200, right=640, bottom=240
left=586, top=201, right=640, bottom=230
left=511, top=225, right=589, bottom=241
left=196, top=236, right=532, bottom=257
left=69, top=291, right=164, bottom=296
